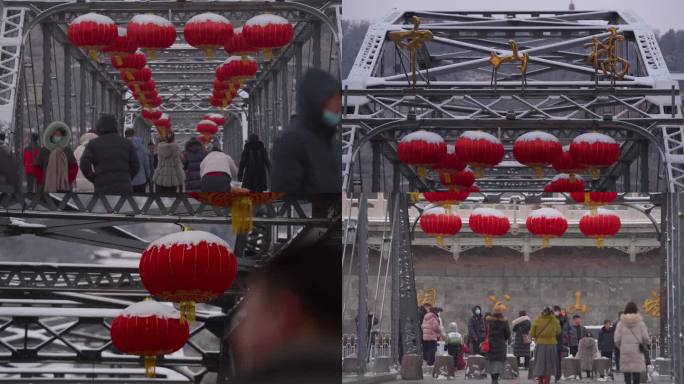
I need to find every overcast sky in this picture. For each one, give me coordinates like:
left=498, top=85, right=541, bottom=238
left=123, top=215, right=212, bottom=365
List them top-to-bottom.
left=341, top=0, right=684, bottom=32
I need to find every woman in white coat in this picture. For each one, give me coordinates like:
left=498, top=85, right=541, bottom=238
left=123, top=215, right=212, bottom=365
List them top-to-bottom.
left=73, top=132, right=97, bottom=192
left=614, top=302, right=650, bottom=384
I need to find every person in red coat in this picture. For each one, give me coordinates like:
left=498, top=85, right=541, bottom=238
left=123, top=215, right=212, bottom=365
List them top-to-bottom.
left=33, top=122, right=78, bottom=192
left=23, top=133, right=41, bottom=192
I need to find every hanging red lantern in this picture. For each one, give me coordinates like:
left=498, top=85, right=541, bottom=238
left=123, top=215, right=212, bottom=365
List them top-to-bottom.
left=68, top=13, right=118, bottom=60
left=183, top=13, right=234, bottom=59
left=127, top=14, right=177, bottom=60
left=242, top=14, right=294, bottom=60
left=104, top=27, right=138, bottom=67
left=224, top=27, right=259, bottom=61
left=112, top=50, right=147, bottom=83
left=216, top=56, right=258, bottom=87
left=121, top=66, right=152, bottom=86
left=134, top=90, right=159, bottom=103
left=143, top=95, right=163, bottom=109
left=210, top=95, right=231, bottom=109
left=141, top=108, right=162, bottom=121
left=152, top=113, right=171, bottom=138
left=204, top=113, right=225, bottom=126
left=197, top=119, right=219, bottom=145
left=396, top=131, right=446, bottom=179
left=455, top=131, right=504, bottom=178
left=513, top=131, right=563, bottom=178
left=570, top=132, right=620, bottom=180
left=197, top=134, right=213, bottom=146
left=431, top=144, right=466, bottom=184
left=552, top=145, right=586, bottom=182
left=440, top=166, right=475, bottom=191
left=543, top=173, right=586, bottom=193
left=423, top=191, right=470, bottom=211
left=570, top=192, right=618, bottom=214
left=419, top=207, right=462, bottom=246
left=468, top=207, right=510, bottom=248
left=526, top=207, right=568, bottom=247
left=579, top=208, right=621, bottom=248
left=139, top=230, right=238, bottom=323
left=111, top=300, right=189, bottom=378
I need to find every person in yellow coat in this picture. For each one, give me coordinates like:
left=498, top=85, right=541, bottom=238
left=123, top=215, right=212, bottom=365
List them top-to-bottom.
left=530, top=307, right=562, bottom=384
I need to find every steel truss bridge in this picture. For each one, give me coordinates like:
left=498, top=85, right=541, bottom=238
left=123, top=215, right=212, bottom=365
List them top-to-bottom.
left=0, top=0, right=341, bottom=165
left=342, top=9, right=684, bottom=193
left=0, top=192, right=341, bottom=383
left=343, top=192, right=683, bottom=383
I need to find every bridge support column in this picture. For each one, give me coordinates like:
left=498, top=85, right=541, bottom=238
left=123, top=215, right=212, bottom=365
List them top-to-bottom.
left=41, top=23, right=53, bottom=125
left=356, top=193, right=369, bottom=375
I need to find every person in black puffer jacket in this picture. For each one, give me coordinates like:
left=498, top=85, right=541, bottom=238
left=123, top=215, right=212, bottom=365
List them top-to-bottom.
left=270, top=68, right=341, bottom=193
left=80, top=114, right=139, bottom=194
left=238, top=133, right=270, bottom=192
left=182, top=137, right=207, bottom=192
left=486, top=304, right=511, bottom=384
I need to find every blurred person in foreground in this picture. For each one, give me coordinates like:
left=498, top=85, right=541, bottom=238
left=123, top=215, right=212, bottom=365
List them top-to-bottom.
left=270, top=68, right=341, bottom=193
left=232, top=241, right=340, bottom=384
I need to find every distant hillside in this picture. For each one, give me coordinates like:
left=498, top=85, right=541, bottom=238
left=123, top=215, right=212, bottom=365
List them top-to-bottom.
left=657, top=29, right=684, bottom=71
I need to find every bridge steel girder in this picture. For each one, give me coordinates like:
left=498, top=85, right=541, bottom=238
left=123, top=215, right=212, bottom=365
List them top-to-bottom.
left=342, top=9, right=683, bottom=195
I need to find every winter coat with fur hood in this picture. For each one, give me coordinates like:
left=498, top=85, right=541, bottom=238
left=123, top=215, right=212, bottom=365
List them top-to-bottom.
left=153, top=141, right=185, bottom=188
left=614, top=313, right=650, bottom=373
left=485, top=315, right=511, bottom=362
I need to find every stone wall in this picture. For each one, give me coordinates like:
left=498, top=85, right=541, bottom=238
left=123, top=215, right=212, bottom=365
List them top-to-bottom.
left=343, top=245, right=662, bottom=335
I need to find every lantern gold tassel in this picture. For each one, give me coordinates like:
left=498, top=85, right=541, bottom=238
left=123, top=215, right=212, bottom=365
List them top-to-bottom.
left=205, top=48, right=215, bottom=60
left=264, top=48, right=273, bottom=60
left=88, top=49, right=99, bottom=61
left=147, top=49, right=158, bottom=61
left=114, top=55, right=123, bottom=67
left=418, top=166, right=426, bottom=179
left=474, top=166, right=484, bottom=179
left=533, top=166, right=543, bottom=178
left=591, top=167, right=600, bottom=180
left=443, top=172, right=451, bottom=184
left=409, top=192, right=420, bottom=203
left=231, top=196, right=254, bottom=234
left=436, top=236, right=444, bottom=246
left=484, top=236, right=493, bottom=248
left=542, top=237, right=550, bottom=248
left=596, top=237, right=605, bottom=248
left=179, top=301, right=196, bottom=324
left=144, top=355, right=157, bottom=378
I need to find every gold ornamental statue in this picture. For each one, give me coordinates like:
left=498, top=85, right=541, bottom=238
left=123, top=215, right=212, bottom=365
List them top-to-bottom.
left=388, top=16, right=433, bottom=88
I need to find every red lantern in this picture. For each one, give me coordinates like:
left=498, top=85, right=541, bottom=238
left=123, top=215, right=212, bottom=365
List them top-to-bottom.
left=68, top=13, right=118, bottom=60
left=183, top=13, right=234, bottom=59
left=127, top=14, right=177, bottom=60
left=243, top=14, right=294, bottom=60
left=104, top=27, right=138, bottom=67
left=224, top=27, right=259, bottom=60
left=112, top=50, right=147, bottom=79
left=216, top=56, right=258, bottom=86
left=121, top=66, right=152, bottom=85
left=134, top=90, right=159, bottom=103
left=143, top=95, right=163, bottom=109
left=210, top=95, right=230, bottom=108
left=142, top=108, right=162, bottom=121
left=152, top=113, right=171, bottom=138
left=204, top=113, right=225, bottom=126
left=197, top=119, right=219, bottom=145
left=396, top=131, right=446, bottom=179
left=455, top=131, right=504, bottom=178
left=513, top=131, right=562, bottom=178
left=570, top=133, right=620, bottom=180
left=197, top=134, right=212, bottom=146
left=431, top=144, right=466, bottom=183
left=552, top=145, right=586, bottom=182
left=440, top=166, right=475, bottom=191
left=543, top=174, right=586, bottom=193
left=423, top=191, right=470, bottom=210
left=570, top=192, right=618, bottom=214
left=419, top=207, right=462, bottom=246
left=468, top=207, right=510, bottom=248
left=526, top=207, right=568, bottom=247
left=579, top=208, right=621, bottom=248
left=139, top=230, right=238, bottom=323
left=111, top=300, right=189, bottom=378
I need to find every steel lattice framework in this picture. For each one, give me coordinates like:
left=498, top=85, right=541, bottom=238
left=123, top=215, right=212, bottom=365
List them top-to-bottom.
left=0, top=0, right=340, bottom=165
left=342, top=10, right=684, bottom=194
left=0, top=192, right=341, bottom=383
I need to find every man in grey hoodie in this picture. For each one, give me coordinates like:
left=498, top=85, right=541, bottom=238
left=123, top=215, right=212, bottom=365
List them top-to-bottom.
left=124, top=129, right=151, bottom=194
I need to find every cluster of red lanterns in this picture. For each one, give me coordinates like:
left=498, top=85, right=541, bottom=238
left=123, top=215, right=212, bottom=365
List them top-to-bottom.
left=212, top=56, right=257, bottom=109
left=396, top=130, right=621, bottom=189
left=416, top=192, right=621, bottom=249
left=110, top=229, right=238, bottom=377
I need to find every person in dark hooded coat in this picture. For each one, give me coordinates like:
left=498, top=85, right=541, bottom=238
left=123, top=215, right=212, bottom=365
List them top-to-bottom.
left=270, top=68, right=341, bottom=193
left=80, top=114, right=139, bottom=194
left=238, top=133, right=270, bottom=192
left=182, top=137, right=207, bottom=192
left=468, top=305, right=486, bottom=355
left=486, top=305, right=511, bottom=384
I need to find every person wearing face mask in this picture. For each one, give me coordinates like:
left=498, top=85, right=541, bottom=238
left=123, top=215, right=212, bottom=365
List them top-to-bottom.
left=270, top=68, right=341, bottom=193
left=33, top=121, right=78, bottom=193
left=468, top=305, right=486, bottom=355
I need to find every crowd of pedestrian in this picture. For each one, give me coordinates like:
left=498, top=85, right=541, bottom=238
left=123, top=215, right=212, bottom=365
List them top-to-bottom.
left=413, top=301, right=651, bottom=384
